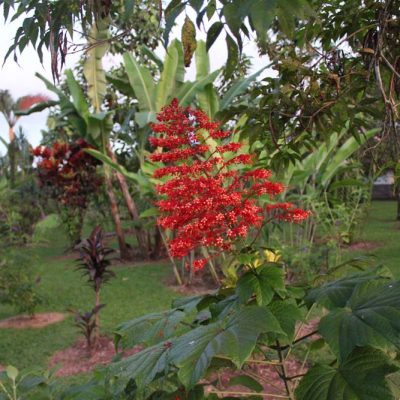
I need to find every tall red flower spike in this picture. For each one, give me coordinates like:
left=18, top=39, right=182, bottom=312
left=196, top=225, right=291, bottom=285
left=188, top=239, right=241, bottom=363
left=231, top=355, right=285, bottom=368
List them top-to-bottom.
left=150, top=99, right=309, bottom=271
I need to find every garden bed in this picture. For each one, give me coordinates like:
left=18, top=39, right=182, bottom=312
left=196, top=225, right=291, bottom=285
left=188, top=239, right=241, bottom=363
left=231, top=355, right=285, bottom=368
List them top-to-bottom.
left=0, top=313, right=66, bottom=329
left=49, top=336, right=142, bottom=377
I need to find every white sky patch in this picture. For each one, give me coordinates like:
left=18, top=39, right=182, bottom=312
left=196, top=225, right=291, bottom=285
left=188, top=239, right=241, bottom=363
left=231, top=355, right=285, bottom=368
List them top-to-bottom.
left=0, top=8, right=274, bottom=155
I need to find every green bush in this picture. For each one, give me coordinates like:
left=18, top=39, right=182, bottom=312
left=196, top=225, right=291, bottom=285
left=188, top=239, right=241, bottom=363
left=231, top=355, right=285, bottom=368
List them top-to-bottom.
left=32, top=213, right=62, bottom=244
left=0, top=251, right=43, bottom=316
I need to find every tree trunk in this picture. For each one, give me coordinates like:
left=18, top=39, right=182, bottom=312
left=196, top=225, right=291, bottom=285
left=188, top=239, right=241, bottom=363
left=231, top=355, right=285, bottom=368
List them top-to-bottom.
left=8, top=126, right=16, bottom=187
left=107, top=146, right=149, bottom=258
left=104, top=165, right=131, bottom=260
left=397, top=186, right=400, bottom=221
left=95, top=288, right=101, bottom=341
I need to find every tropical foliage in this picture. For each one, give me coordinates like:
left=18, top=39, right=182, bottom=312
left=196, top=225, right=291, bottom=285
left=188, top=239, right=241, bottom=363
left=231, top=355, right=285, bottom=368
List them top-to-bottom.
left=2, top=0, right=400, bottom=399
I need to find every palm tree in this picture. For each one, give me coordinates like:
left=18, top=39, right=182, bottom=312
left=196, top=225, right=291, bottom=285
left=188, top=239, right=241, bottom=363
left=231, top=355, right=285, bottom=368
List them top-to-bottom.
left=0, top=90, right=48, bottom=186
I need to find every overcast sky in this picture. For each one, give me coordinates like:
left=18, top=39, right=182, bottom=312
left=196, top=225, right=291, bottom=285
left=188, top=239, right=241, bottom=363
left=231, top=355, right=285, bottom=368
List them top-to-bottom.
left=0, top=8, right=272, bottom=155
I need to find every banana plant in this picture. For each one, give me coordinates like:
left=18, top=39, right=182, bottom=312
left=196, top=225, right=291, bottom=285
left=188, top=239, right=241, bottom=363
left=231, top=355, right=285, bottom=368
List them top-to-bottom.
left=105, top=39, right=268, bottom=157
left=280, top=128, right=378, bottom=193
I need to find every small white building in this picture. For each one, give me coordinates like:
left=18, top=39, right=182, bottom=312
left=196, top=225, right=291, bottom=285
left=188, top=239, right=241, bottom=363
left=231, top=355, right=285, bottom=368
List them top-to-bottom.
left=372, top=170, right=395, bottom=199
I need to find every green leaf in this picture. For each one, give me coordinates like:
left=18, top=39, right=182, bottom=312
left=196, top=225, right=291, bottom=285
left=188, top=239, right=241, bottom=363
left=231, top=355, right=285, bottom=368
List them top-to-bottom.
left=123, top=0, right=134, bottom=19
left=163, top=0, right=185, bottom=48
left=189, top=0, right=203, bottom=12
left=249, top=0, right=277, bottom=43
left=223, top=3, right=244, bottom=36
left=83, top=19, right=110, bottom=112
left=206, top=21, right=224, bottom=51
left=224, top=33, right=238, bottom=79
left=173, top=39, right=186, bottom=85
left=155, top=40, right=181, bottom=111
left=195, top=40, right=209, bottom=79
left=195, top=40, right=220, bottom=117
left=141, top=45, right=164, bottom=72
left=123, top=52, right=156, bottom=112
left=219, top=63, right=271, bottom=110
left=176, top=69, right=220, bottom=106
left=65, top=70, right=89, bottom=120
left=106, top=73, right=135, bottom=97
left=198, top=84, right=220, bottom=118
left=14, top=100, right=58, bottom=116
left=135, top=111, right=157, bottom=128
left=320, top=128, right=378, bottom=187
left=84, top=148, right=139, bottom=181
left=139, top=207, right=160, bottom=218
left=236, top=265, right=286, bottom=305
left=305, top=270, right=392, bottom=310
left=319, top=281, right=400, bottom=360
left=268, top=300, right=304, bottom=342
left=170, top=306, right=281, bottom=388
left=115, top=309, right=186, bottom=348
left=110, top=341, right=174, bottom=388
left=296, top=347, right=398, bottom=400
left=6, top=365, right=18, bottom=381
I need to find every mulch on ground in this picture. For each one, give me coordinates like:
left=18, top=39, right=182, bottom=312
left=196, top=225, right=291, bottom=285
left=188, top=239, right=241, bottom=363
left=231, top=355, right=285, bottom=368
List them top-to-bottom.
left=346, top=240, right=380, bottom=251
left=0, top=312, right=65, bottom=329
left=49, top=336, right=142, bottom=377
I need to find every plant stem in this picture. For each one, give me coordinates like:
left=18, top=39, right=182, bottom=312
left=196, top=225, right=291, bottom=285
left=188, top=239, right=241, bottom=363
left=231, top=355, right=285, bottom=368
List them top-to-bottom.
left=159, top=227, right=183, bottom=285
left=202, top=247, right=220, bottom=285
left=95, top=288, right=101, bottom=341
left=284, top=303, right=316, bottom=362
left=292, top=330, right=318, bottom=345
left=276, top=340, right=294, bottom=400
left=216, top=355, right=281, bottom=366
left=11, top=379, right=17, bottom=400
left=0, top=381, right=13, bottom=400
left=208, top=389, right=289, bottom=398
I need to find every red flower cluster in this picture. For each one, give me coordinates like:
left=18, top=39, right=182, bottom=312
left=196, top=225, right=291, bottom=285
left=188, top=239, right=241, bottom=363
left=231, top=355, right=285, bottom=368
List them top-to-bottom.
left=150, top=99, right=309, bottom=270
left=32, top=139, right=102, bottom=208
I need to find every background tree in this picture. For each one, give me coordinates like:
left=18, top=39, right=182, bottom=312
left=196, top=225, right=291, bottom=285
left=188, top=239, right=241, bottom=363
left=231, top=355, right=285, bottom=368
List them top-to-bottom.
left=0, top=90, right=48, bottom=186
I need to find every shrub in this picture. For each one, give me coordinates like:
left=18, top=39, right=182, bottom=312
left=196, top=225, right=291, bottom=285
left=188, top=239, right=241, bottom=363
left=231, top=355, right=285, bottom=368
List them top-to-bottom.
left=0, top=251, right=43, bottom=316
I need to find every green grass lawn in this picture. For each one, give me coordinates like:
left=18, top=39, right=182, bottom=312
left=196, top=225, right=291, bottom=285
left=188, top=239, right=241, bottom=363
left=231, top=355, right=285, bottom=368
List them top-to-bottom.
left=0, top=200, right=399, bottom=379
left=351, top=200, right=400, bottom=277
left=0, top=229, right=178, bottom=370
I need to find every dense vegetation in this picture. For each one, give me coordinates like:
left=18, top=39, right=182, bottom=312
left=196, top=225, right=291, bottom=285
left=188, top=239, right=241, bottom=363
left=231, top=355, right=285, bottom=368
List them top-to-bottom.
left=1, top=0, right=400, bottom=399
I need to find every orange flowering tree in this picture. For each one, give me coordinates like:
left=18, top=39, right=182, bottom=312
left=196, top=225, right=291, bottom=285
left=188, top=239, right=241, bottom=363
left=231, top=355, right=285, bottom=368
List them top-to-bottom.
left=149, top=99, right=308, bottom=274
left=99, top=102, right=400, bottom=400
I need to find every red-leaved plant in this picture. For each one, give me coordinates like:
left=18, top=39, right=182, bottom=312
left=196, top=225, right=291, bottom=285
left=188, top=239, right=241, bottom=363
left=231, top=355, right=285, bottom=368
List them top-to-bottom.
left=149, top=99, right=309, bottom=272
left=32, top=139, right=102, bottom=208
left=32, top=139, right=102, bottom=244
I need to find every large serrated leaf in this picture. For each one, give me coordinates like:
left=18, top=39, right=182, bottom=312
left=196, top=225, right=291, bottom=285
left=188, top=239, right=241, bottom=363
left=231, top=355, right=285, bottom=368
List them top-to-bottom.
left=236, top=265, right=286, bottom=305
left=305, top=270, right=392, bottom=310
left=319, top=281, right=400, bottom=360
left=268, top=299, right=304, bottom=342
left=170, top=306, right=281, bottom=388
left=115, top=309, right=186, bottom=348
left=110, top=341, right=174, bottom=389
left=296, top=347, right=398, bottom=400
